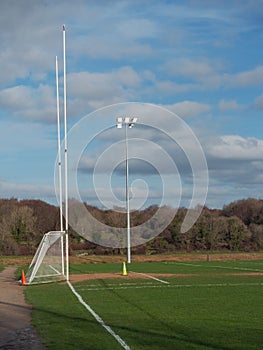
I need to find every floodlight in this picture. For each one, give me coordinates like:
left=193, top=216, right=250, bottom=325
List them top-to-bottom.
left=115, top=116, right=139, bottom=264
left=116, top=117, right=123, bottom=128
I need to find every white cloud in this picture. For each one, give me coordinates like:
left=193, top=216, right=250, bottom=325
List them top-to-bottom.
left=0, top=2, right=61, bottom=87
left=116, top=18, right=157, bottom=39
left=72, top=34, right=153, bottom=60
left=161, top=58, right=223, bottom=89
left=162, top=58, right=263, bottom=91
left=164, top=58, right=216, bottom=79
left=0, top=66, right=143, bottom=122
left=67, top=66, right=142, bottom=114
left=116, top=66, right=141, bottom=86
left=227, top=66, right=263, bottom=88
left=155, top=80, right=200, bottom=94
left=0, top=84, right=56, bottom=122
left=254, top=94, right=263, bottom=110
left=218, top=99, right=241, bottom=111
left=165, top=101, right=211, bottom=118
left=197, top=132, right=263, bottom=207
left=207, top=135, right=263, bottom=160
left=0, top=179, right=55, bottom=200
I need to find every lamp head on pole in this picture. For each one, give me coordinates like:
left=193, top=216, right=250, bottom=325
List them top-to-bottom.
left=116, top=117, right=138, bottom=129
left=116, top=117, right=123, bottom=128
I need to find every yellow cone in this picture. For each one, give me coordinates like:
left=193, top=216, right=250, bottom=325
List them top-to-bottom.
left=122, top=262, right=127, bottom=276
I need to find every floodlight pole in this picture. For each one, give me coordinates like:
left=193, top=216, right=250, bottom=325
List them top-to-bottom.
left=116, top=117, right=138, bottom=264
left=125, top=122, right=131, bottom=264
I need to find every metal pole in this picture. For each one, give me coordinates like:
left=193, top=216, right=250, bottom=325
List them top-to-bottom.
left=63, top=25, right=69, bottom=281
left=55, top=55, right=65, bottom=276
left=55, top=56, right=63, bottom=232
left=125, top=123, right=131, bottom=264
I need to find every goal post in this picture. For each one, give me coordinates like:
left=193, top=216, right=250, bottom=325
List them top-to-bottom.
left=24, top=27, right=70, bottom=286
left=26, top=231, right=66, bottom=284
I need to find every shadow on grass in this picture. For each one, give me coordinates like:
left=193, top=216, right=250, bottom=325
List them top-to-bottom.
left=96, top=278, right=235, bottom=350
left=26, top=282, right=261, bottom=350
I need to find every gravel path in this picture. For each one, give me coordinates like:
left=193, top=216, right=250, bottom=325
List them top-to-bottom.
left=0, top=266, right=45, bottom=349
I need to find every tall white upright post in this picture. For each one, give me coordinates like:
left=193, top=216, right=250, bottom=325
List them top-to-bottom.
left=63, top=25, right=69, bottom=281
left=55, top=55, right=65, bottom=275
left=116, top=117, right=138, bottom=264
left=125, top=123, right=131, bottom=264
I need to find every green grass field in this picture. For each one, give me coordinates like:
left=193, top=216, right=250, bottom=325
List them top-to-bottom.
left=25, top=259, right=263, bottom=349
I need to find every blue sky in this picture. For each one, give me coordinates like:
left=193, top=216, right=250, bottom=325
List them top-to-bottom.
left=1, top=0, right=263, bottom=210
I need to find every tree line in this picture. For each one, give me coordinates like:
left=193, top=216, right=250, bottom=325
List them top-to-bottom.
left=0, top=197, right=262, bottom=255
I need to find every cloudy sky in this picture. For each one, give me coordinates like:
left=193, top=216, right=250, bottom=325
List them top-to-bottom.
left=1, top=0, right=263, bottom=210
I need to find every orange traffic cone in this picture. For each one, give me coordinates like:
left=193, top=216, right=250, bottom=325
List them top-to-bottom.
left=21, top=269, right=27, bottom=285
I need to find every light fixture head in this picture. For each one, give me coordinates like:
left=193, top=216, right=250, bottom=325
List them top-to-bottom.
left=116, top=116, right=138, bottom=128
left=116, top=117, right=123, bottom=128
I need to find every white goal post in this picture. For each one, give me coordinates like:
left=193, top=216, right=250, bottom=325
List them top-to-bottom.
left=25, top=27, right=69, bottom=285
left=26, top=231, right=66, bottom=284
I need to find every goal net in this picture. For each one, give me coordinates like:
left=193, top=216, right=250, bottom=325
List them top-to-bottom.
left=26, top=231, right=66, bottom=284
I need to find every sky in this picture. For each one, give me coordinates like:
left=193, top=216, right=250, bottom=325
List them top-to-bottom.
left=1, top=0, right=263, bottom=212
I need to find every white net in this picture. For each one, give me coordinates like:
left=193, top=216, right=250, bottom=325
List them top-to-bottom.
left=26, top=231, right=66, bottom=284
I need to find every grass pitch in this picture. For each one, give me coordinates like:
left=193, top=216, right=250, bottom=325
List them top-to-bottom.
left=25, top=259, right=263, bottom=349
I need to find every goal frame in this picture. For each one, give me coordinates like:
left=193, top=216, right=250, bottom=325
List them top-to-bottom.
left=26, top=231, right=66, bottom=284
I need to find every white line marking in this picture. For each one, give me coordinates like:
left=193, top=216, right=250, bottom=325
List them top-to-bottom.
left=164, top=262, right=263, bottom=272
left=209, top=265, right=263, bottom=272
left=131, top=271, right=169, bottom=284
left=67, top=281, right=131, bottom=350
left=76, top=281, right=156, bottom=288
left=75, top=282, right=263, bottom=292
left=76, top=284, right=163, bottom=291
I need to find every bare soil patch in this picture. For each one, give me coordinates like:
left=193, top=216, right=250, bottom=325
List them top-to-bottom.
left=68, top=252, right=263, bottom=283
left=0, top=266, right=45, bottom=350
left=69, top=271, right=263, bottom=283
left=69, top=272, right=178, bottom=283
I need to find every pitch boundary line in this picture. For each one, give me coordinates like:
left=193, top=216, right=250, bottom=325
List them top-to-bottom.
left=164, top=261, right=263, bottom=272
left=130, top=271, right=169, bottom=284
left=67, top=281, right=131, bottom=350
left=75, top=281, right=263, bottom=292
left=76, top=281, right=157, bottom=288
left=76, top=284, right=165, bottom=291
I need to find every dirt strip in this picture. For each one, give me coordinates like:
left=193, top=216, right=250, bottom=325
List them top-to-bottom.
left=0, top=266, right=45, bottom=350
left=69, top=271, right=263, bottom=283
